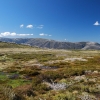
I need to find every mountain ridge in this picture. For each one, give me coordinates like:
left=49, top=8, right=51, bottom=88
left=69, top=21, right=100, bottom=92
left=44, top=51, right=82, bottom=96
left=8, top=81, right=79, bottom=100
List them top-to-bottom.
left=0, top=38, right=100, bottom=50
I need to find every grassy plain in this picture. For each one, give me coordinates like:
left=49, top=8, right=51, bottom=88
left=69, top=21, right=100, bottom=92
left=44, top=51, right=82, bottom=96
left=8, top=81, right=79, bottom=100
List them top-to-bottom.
left=0, top=48, right=100, bottom=100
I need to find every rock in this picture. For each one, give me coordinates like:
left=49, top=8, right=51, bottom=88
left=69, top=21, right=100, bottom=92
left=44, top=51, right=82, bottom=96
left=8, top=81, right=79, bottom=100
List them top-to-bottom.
left=85, top=70, right=92, bottom=74
left=92, top=71, right=99, bottom=74
left=74, top=75, right=86, bottom=81
left=88, top=78, right=96, bottom=82
left=72, top=90, right=78, bottom=94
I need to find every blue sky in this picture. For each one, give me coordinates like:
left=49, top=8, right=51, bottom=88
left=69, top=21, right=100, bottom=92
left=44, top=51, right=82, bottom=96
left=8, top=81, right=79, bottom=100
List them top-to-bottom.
left=0, top=0, right=100, bottom=42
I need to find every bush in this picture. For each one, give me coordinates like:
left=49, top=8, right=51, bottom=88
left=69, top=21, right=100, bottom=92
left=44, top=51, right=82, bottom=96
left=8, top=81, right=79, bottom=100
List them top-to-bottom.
left=5, top=68, right=17, bottom=73
left=19, top=69, right=40, bottom=76
left=41, top=71, right=62, bottom=81
left=32, top=77, right=50, bottom=94
left=32, top=77, right=42, bottom=87
left=0, top=85, right=24, bottom=100
left=53, top=91, right=76, bottom=100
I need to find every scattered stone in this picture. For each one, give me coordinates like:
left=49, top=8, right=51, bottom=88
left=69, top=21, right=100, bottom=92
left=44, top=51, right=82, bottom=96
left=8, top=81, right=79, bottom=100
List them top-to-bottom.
left=65, top=57, right=87, bottom=62
left=87, top=57, right=93, bottom=58
left=85, top=70, right=92, bottom=74
left=92, top=71, right=99, bottom=74
left=74, top=75, right=86, bottom=81
left=88, top=78, right=96, bottom=82
left=49, top=82, right=67, bottom=90
left=72, top=90, right=78, bottom=94
left=78, top=92, right=97, bottom=100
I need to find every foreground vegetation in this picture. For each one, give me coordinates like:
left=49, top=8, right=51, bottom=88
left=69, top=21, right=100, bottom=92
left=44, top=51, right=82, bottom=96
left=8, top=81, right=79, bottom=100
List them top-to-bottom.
left=0, top=48, right=100, bottom=100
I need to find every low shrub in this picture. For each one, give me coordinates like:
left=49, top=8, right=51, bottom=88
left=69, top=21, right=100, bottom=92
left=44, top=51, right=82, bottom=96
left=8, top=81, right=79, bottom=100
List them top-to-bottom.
left=19, top=69, right=40, bottom=76
left=41, top=71, right=62, bottom=81
left=53, top=91, right=76, bottom=100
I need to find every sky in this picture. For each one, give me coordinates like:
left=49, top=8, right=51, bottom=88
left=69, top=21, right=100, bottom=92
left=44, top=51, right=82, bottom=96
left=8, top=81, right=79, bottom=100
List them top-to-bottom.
left=0, top=0, right=100, bottom=42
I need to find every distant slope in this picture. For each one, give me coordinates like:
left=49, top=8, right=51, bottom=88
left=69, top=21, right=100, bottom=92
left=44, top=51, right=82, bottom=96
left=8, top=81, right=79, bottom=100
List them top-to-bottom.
left=0, top=38, right=100, bottom=50
left=0, top=41, right=32, bottom=48
left=82, top=42, right=100, bottom=50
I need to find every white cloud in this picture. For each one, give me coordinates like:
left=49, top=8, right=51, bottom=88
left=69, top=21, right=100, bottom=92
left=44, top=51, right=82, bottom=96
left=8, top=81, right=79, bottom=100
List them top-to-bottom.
left=93, top=21, right=100, bottom=26
left=20, top=24, right=24, bottom=28
left=26, top=24, right=33, bottom=28
left=37, top=25, right=44, bottom=29
left=0, top=32, right=33, bottom=37
left=0, top=32, right=16, bottom=37
left=10, top=32, right=17, bottom=36
left=18, top=33, right=33, bottom=36
left=39, top=33, right=47, bottom=36
left=39, top=33, right=52, bottom=36
left=18, top=34, right=33, bottom=36
left=64, top=39, right=67, bottom=40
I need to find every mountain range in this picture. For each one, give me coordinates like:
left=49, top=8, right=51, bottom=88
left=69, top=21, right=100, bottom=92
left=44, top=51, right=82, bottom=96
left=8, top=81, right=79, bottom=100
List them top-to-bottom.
left=0, top=38, right=100, bottom=50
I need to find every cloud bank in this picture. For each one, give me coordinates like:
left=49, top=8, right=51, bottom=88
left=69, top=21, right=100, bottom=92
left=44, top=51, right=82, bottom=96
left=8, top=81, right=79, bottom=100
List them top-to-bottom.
left=0, top=32, right=33, bottom=37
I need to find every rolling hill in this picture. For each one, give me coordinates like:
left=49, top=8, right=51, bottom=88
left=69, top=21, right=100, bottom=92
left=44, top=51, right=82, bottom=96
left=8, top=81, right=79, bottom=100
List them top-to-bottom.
left=0, top=38, right=100, bottom=50
left=0, top=41, right=32, bottom=48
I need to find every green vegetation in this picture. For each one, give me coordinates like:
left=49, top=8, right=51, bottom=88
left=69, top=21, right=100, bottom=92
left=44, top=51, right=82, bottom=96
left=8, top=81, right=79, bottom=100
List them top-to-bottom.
left=0, top=42, right=32, bottom=48
left=0, top=48, right=100, bottom=100
left=7, top=79, right=30, bottom=88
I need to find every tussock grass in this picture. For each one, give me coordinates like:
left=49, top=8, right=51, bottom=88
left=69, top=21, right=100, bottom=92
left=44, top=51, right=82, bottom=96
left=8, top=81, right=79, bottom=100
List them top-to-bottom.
left=0, top=49, right=100, bottom=99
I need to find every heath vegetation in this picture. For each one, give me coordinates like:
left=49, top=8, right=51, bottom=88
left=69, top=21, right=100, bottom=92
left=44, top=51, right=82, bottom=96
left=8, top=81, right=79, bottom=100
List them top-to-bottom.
left=0, top=47, right=100, bottom=100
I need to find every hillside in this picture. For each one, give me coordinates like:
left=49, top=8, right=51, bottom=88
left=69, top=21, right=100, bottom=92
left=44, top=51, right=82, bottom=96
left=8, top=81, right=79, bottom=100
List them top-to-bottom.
left=0, top=38, right=100, bottom=50
left=0, top=41, right=32, bottom=48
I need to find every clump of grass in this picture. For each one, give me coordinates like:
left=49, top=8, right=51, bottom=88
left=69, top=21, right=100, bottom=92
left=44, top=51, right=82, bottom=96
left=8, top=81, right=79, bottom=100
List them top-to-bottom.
left=7, top=53, right=56, bottom=62
left=19, top=69, right=40, bottom=76
left=41, top=70, right=62, bottom=81
left=32, top=76, right=50, bottom=94
left=7, top=79, right=30, bottom=88
left=0, top=85, right=23, bottom=100
left=53, top=91, right=76, bottom=100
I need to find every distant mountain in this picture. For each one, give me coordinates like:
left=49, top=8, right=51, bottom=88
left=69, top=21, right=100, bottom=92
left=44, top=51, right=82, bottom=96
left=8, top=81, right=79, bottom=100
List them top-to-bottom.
left=0, top=38, right=100, bottom=50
